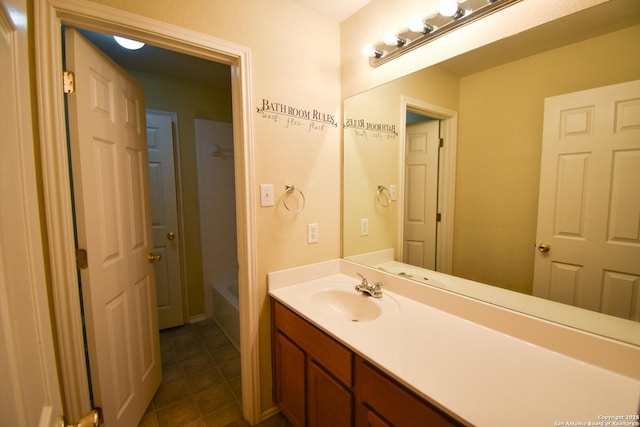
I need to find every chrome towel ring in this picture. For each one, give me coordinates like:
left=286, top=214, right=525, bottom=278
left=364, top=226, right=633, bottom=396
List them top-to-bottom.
left=284, top=185, right=306, bottom=213
left=376, top=185, right=391, bottom=207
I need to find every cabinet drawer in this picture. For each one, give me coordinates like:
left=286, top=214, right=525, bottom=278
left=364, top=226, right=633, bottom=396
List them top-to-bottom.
left=274, top=301, right=353, bottom=387
left=356, top=357, right=466, bottom=426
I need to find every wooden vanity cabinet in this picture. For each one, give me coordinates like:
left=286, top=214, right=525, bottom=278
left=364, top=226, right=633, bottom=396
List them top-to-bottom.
left=272, top=299, right=467, bottom=427
left=273, top=300, right=354, bottom=426
left=355, top=357, right=465, bottom=426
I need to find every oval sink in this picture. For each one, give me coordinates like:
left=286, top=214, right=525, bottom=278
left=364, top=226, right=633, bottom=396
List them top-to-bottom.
left=310, top=289, right=382, bottom=322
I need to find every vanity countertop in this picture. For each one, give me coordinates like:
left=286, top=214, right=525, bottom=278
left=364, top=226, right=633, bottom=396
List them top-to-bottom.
left=268, top=260, right=640, bottom=427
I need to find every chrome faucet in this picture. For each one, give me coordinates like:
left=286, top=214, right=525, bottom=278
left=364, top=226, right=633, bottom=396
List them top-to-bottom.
left=355, top=273, right=383, bottom=298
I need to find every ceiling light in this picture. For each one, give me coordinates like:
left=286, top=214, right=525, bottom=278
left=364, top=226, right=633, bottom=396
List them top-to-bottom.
left=113, top=36, right=145, bottom=50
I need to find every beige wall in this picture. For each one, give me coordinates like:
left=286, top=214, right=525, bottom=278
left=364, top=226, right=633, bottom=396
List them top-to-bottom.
left=86, top=0, right=342, bottom=413
left=454, top=24, right=640, bottom=293
left=132, top=71, right=232, bottom=318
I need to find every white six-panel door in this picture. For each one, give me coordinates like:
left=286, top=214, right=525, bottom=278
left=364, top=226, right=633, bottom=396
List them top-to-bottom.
left=65, top=28, right=161, bottom=426
left=533, top=80, right=640, bottom=320
left=147, top=110, right=185, bottom=329
left=403, top=120, right=440, bottom=270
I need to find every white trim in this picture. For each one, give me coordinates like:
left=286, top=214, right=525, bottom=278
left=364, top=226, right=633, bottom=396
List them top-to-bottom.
left=34, top=0, right=261, bottom=423
left=398, top=96, right=457, bottom=275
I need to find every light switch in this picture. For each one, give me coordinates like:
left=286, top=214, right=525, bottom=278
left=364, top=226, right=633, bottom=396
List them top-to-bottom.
left=260, top=184, right=274, bottom=206
left=389, top=184, right=397, bottom=201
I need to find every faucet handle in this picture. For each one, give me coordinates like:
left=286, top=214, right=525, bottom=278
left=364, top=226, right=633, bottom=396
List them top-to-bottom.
left=356, top=273, right=368, bottom=285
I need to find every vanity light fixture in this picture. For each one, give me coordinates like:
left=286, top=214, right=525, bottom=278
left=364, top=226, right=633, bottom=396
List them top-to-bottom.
left=364, top=0, right=522, bottom=67
left=113, top=35, right=145, bottom=50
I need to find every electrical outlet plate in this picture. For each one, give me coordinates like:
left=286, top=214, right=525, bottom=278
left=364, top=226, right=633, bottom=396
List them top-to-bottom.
left=360, top=218, right=369, bottom=236
left=308, top=223, right=318, bottom=243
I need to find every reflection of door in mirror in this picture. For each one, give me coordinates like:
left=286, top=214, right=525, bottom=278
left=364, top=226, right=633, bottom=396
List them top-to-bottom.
left=534, top=80, right=640, bottom=321
left=403, top=119, right=440, bottom=269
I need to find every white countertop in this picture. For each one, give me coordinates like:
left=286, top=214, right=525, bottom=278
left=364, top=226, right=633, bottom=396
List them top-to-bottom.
left=268, top=261, right=640, bottom=427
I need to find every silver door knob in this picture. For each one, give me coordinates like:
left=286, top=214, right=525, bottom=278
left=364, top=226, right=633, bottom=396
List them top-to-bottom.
left=167, top=232, right=175, bottom=240
left=537, top=243, right=551, bottom=253
left=148, top=253, right=162, bottom=263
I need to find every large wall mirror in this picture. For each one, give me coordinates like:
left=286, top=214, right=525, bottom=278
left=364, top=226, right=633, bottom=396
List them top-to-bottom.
left=343, top=0, right=640, bottom=345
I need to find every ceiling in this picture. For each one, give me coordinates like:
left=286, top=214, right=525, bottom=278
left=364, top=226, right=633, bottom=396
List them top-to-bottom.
left=290, top=0, right=372, bottom=22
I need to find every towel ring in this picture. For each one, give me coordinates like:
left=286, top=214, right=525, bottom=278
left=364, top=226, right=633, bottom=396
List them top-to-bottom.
left=284, top=185, right=306, bottom=213
left=376, top=185, right=391, bottom=207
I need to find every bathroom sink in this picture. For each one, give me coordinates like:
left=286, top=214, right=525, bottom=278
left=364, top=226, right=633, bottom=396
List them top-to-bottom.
left=310, top=289, right=382, bottom=322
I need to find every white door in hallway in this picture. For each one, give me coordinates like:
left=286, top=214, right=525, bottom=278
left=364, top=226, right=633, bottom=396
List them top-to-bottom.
left=0, top=0, right=63, bottom=425
left=65, top=28, right=162, bottom=426
left=533, top=80, right=640, bottom=320
left=147, top=110, right=185, bottom=329
left=403, top=120, right=440, bottom=269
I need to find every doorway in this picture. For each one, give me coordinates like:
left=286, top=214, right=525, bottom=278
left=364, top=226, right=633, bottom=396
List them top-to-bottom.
left=34, top=0, right=260, bottom=424
left=399, top=97, right=458, bottom=274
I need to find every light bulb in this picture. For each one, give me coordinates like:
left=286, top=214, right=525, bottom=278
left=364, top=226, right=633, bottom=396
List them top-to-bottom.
left=439, top=0, right=460, bottom=17
left=409, top=17, right=434, bottom=34
left=383, top=32, right=399, bottom=46
left=114, top=36, right=145, bottom=50
left=362, top=44, right=383, bottom=58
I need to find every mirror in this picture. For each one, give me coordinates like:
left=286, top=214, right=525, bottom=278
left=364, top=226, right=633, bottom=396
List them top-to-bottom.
left=343, top=0, right=640, bottom=345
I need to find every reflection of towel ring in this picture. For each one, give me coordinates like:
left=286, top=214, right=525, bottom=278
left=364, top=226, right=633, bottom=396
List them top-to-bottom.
left=284, top=185, right=306, bottom=213
left=376, top=185, right=391, bottom=207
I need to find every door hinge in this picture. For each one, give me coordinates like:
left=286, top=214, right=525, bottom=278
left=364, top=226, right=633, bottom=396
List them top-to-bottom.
left=63, top=70, right=75, bottom=94
left=439, top=138, right=444, bottom=148
left=436, top=213, right=442, bottom=222
left=76, top=248, right=88, bottom=270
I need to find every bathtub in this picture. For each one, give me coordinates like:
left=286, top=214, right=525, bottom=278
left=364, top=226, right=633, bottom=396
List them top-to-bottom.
left=211, top=281, right=240, bottom=350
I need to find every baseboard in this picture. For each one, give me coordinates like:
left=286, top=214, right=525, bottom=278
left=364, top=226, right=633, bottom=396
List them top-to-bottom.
left=189, top=314, right=207, bottom=324
left=261, top=405, right=281, bottom=421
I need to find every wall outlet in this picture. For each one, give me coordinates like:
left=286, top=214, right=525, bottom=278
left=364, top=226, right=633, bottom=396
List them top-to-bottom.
left=260, top=184, right=274, bottom=206
left=360, top=218, right=369, bottom=236
left=307, top=223, right=319, bottom=243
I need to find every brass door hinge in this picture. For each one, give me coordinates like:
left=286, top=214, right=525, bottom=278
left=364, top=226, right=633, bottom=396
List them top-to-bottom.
left=63, top=70, right=75, bottom=94
left=439, top=138, right=444, bottom=148
left=436, top=212, right=442, bottom=222
left=76, top=248, right=88, bottom=270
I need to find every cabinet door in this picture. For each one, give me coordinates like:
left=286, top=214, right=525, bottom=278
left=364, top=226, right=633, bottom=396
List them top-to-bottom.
left=275, top=332, right=306, bottom=426
left=356, top=358, right=464, bottom=426
left=307, top=360, right=353, bottom=427
left=362, top=406, right=391, bottom=427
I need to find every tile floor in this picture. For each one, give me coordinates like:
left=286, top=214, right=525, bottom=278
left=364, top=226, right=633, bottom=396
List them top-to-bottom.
left=138, top=319, right=291, bottom=427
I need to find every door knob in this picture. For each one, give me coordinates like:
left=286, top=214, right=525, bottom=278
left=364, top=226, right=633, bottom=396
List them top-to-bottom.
left=167, top=232, right=176, bottom=240
left=537, top=243, right=551, bottom=253
left=148, top=253, right=162, bottom=263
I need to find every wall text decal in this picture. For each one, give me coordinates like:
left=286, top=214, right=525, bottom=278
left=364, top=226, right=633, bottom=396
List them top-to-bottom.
left=257, top=98, right=337, bottom=132
left=344, top=118, right=398, bottom=141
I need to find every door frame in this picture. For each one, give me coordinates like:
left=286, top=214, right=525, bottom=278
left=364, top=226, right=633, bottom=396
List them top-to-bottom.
left=33, top=0, right=260, bottom=423
left=398, top=96, right=457, bottom=274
